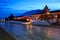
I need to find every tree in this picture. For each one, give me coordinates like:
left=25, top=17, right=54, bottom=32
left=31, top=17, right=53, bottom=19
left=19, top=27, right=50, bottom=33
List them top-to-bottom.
left=8, top=14, right=14, bottom=20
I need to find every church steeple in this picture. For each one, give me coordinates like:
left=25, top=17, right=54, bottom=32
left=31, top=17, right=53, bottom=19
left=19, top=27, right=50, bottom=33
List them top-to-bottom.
left=43, top=5, right=49, bottom=14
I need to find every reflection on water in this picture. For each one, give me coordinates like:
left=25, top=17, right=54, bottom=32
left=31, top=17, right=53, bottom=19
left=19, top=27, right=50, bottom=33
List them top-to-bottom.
left=0, top=22, right=60, bottom=40
left=26, top=24, right=32, bottom=34
left=45, top=28, right=51, bottom=37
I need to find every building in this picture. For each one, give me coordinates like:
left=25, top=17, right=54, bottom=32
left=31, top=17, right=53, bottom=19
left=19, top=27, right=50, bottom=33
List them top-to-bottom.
left=13, top=5, right=60, bottom=23
left=30, top=5, right=60, bottom=20
left=30, top=5, right=50, bottom=20
left=13, top=16, right=31, bottom=22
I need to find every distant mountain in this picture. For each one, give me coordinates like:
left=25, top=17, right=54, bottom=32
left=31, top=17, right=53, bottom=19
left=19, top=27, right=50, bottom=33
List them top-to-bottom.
left=23, top=9, right=43, bottom=16
left=0, top=10, right=26, bottom=18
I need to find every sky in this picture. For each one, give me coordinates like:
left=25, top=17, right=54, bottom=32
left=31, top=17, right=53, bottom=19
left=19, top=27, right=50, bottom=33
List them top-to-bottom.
left=0, top=0, right=60, bottom=18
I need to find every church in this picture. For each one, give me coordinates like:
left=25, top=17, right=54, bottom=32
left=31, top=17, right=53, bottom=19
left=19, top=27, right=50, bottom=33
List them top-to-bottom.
left=30, top=5, right=60, bottom=21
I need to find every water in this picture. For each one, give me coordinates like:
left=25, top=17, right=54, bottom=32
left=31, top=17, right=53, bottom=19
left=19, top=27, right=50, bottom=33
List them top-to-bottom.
left=0, top=22, right=60, bottom=40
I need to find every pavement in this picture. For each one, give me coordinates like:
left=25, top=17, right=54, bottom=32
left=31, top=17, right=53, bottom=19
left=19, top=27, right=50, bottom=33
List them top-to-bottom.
left=0, top=27, right=16, bottom=40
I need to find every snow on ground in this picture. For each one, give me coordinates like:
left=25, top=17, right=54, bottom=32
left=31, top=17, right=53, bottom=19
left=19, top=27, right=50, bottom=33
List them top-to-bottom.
left=1, top=19, right=57, bottom=25
left=31, top=19, right=57, bottom=25
left=48, top=19, right=57, bottom=24
left=31, top=20, right=50, bottom=25
left=5, top=21, right=31, bottom=24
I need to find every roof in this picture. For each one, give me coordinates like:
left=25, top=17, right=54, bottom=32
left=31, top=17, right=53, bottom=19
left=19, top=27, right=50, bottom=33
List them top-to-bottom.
left=50, top=10, right=60, bottom=13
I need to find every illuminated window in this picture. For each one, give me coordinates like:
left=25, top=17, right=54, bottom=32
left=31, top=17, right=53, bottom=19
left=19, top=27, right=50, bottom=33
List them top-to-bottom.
left=47, top=12, right=50, bottom=14
left=55, top=15, right=57, bottom=18
left=17, top=18, right=21, bottom=19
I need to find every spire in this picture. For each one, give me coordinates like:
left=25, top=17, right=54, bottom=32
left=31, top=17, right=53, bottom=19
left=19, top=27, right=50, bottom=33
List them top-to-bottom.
left=43, top=5, right=49, bottom=14
left=44, top=5, right=48, bottom=9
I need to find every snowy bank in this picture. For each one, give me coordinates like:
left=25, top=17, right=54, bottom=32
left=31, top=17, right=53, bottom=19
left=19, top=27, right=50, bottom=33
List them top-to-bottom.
left=31, top=20, right=50, bottom=26
left=5, top=21, right=31, bottom=24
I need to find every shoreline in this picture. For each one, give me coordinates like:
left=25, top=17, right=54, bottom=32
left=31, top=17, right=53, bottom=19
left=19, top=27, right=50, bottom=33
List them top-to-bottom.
left=32, top=23, right=60, bottom=27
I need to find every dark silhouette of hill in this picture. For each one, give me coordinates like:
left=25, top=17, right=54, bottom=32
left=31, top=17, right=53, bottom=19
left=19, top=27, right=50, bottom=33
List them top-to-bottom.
left=23, top=9, right=43, bottom=16
left=0, top=10, right=26, bottom=18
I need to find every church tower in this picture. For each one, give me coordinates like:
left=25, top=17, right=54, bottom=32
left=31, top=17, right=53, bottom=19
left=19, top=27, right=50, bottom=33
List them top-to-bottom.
left=43, top=5, right=50, bottom=14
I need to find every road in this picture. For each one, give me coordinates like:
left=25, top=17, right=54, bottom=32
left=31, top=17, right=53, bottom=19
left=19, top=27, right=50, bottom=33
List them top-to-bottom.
left=0, top=21, right=60, bottom=40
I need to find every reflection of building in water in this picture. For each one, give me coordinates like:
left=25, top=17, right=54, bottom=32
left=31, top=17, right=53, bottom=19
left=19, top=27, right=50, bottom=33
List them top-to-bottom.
left=25, top=24, right=33, bottom=40
left=26, top=24, right=32, bottom=34
left=44, top=28, right=60, bottom=40
left=45, top=28, right=51, bottom=37
left=45, top=28, right=59, bottom=37
left=52, top=28, right=60, bottom=38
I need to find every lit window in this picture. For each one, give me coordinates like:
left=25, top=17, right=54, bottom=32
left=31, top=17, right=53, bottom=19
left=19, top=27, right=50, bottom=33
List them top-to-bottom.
left=47, top=12, right=50, bottom=14
left=55, top=15, right=57, bottom=18
left=17, top=18, right=21, bottom=19
left=27, top=19, right=29, bottom=21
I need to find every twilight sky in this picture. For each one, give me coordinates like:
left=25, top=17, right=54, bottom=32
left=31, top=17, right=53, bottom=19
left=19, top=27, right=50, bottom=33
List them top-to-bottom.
left=0, top=0, right=60, bottom=18
left=0, top=0, right=60, bottom=10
